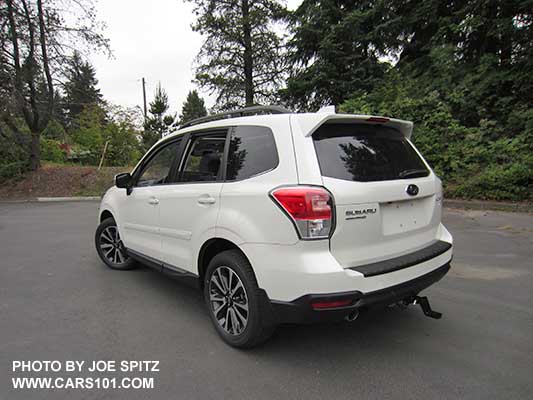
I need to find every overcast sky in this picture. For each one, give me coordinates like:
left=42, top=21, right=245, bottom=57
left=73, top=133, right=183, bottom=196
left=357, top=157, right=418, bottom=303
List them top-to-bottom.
left=90, top=0, right=302, bottom=116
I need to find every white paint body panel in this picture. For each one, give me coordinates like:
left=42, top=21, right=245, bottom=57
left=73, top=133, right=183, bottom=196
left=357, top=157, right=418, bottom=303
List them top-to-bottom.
left=99, top=111, right=452, bottom=303
left=159, top=183, right=223, bottom=272
left=112, top=185, right=162, bottom=259
left=242, top=223, right=452, bottom=301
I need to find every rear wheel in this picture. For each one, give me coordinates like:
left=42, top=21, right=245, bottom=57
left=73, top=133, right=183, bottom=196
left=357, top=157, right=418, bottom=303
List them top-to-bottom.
left=95, top=218, right=136, bottom=270
left=204, top=250, right=275, bottom=348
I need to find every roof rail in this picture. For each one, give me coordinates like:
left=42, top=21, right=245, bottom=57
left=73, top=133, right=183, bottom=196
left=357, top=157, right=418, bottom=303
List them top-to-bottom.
left=179, top=105, right=292, bottom=129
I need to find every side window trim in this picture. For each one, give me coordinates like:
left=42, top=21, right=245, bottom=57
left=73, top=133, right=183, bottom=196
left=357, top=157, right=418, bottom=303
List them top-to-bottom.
left=220, top=128, right=231, bottom=181
left=175, top=133, right=193, bottom=182
left=167, top=135, right=189, bottom=183
left=131, top=138, right=183, bottom=187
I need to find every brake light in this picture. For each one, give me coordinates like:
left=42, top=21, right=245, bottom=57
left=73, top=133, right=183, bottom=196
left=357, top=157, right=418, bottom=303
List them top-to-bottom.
left=366, top=117, right=390, bottom=123
left=271, top=186, right=333, bottom=239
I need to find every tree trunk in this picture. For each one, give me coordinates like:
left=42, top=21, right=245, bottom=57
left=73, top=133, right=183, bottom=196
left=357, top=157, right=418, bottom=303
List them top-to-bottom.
left=24, top=0, right=54, bottom=171
left=37, top=0, right=54, bottom=116
left=241, top=0, right=254, bottom=106
left=499, top=2, right=514, bottom=64
left=29, top=131, right=40, bottom=171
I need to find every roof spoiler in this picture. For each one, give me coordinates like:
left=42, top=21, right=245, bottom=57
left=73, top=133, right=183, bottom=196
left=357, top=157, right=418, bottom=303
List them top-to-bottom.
left=292, top=111, right=414, bottom=139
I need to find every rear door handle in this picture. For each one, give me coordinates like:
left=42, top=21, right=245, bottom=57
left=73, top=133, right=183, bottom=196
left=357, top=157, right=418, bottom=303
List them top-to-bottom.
left=198, top=196, right=216, bottom=205
left=148, top=197, right=159, bottom=205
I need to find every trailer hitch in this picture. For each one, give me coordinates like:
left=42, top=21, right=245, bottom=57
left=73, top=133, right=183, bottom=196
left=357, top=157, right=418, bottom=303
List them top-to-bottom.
left=398, top=296, right=442, bottom=319
left=411, top=296, right=442, bottom=319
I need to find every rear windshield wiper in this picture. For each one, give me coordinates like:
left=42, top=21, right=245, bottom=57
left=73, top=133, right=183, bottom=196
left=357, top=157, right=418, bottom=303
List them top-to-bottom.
left=398, top=169, right=428, bottom=178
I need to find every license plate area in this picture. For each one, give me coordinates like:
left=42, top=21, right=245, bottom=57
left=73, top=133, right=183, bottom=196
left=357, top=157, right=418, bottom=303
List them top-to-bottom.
left=381, top=197, right=433, bottom=235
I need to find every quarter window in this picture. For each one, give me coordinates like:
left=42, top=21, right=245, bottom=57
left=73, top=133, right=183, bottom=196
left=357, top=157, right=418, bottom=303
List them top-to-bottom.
left=226, top=126, right=278, bottom=181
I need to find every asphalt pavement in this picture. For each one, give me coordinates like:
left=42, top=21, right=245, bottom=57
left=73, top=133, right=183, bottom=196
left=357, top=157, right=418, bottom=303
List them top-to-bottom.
left=0, top=202, right=532, bottom=400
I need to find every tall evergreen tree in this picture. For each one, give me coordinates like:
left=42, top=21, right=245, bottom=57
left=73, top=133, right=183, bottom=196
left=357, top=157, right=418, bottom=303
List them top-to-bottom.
left=187, top=0, right=288, bottom=110
left=283, top=0, right=397, bottom=111
left=334, top=0, right=533, bottom=201
left=392, top=0, right=533, bottom=128
left=63, top=51, right=104, bottom=129
left=142, top=83, right=176, bottom=150
left=179, top=90, right=207, bottom=125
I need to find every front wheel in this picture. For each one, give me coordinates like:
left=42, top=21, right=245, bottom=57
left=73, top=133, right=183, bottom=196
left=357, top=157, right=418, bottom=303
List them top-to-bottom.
left=95, top=218, right=136, bottom=270
left=204, top=250, right=275, bottom=348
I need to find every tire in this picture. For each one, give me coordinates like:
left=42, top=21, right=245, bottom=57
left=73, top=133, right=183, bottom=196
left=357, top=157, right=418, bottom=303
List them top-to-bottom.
left=95, top=217, right=136, bottom=270
left=204, top=250, right=276, bottom=348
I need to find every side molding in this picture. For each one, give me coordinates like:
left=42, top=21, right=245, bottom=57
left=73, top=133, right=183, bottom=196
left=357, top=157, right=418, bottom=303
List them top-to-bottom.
left=126, top=248, right=200, bottom=289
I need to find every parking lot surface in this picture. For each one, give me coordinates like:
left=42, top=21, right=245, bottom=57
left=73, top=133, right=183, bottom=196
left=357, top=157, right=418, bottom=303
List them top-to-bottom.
left=1, top=202, right=532, bottom=399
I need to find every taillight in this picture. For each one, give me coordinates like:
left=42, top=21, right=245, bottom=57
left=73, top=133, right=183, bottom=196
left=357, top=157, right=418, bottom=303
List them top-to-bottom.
left=271, top=186, right=333, bottom=239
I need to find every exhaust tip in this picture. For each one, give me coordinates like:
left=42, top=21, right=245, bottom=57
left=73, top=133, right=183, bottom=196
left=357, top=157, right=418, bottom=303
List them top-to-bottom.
left=345, top=310, right=359, bottom=322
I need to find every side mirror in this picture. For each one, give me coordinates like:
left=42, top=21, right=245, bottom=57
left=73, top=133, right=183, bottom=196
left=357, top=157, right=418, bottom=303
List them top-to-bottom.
left=115, top=173, right=132, bottom=190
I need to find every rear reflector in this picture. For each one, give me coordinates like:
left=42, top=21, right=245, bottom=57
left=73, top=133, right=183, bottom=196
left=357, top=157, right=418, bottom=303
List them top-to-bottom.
left=271, top=186, right=333, bottom=239
left=311, top=299, right=352, bottom=310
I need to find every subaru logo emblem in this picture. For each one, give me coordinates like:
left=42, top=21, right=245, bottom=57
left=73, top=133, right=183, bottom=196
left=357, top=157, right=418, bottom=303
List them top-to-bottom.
left=406, top=184, right=419, bottom=196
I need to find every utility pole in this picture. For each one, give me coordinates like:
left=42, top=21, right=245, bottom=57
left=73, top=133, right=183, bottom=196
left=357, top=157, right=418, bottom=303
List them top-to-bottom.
left=141, top=77, right=147, bottom=121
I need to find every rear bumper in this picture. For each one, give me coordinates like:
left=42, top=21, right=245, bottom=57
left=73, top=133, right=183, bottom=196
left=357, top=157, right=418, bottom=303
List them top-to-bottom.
left=243, top=224, right=453, bottom=302
left=269, top=262, right=450, bottom=324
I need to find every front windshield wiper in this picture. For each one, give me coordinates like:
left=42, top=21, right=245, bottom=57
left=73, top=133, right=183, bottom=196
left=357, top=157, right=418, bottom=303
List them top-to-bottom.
left=398, top=169, right=428, bottom=178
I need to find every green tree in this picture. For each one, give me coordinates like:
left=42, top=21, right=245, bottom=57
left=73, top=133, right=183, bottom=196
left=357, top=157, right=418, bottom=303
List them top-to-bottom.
left=2, top=0, right=109, bottom=171
left=187, top=0, right=288, bottom=110
left=283, top=0, right=395, bottom=110
left=291, top=0, right=533, bottom=201
left=390, top=0, right=533, bottom=129
left=63, top=51, right=104, bottom=128
left=340, top=62, right=533, bottom=201
left=142, top=83, right=176, bottom=151
left=179, top=90, right=207, bottom=125
left=102, top=104, right=142, bottom=167
left=70, top=105, right=106, bottom=164
left=0, top=118, right=30, bottom=180
left=42, top=119, right=67, bottom=141
left=103, top=122, right=141, bottom=167
left=40, top=137, right=66, bottom=163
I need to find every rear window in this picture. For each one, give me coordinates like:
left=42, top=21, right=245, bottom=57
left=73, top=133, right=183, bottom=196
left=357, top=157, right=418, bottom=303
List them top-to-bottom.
left=313, top=123, right=429, bottom=182
left=226, top=126, right=278, bottom=181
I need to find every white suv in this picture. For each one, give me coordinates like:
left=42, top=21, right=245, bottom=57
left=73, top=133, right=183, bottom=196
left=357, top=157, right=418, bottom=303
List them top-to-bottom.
left=95, top=106, right=453, bottom=348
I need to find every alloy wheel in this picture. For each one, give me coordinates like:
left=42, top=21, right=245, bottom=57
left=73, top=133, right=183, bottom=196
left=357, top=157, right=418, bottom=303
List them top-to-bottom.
left=99, top=225, right=128, bottom=265
left=209, top=266, right=249, bottom=335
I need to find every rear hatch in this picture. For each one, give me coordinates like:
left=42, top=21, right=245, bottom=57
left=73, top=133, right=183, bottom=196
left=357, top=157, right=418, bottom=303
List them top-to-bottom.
left=312, top=120, right=442, bottom=268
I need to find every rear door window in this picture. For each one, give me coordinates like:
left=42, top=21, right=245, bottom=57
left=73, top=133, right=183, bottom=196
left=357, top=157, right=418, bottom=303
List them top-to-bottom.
left=313, top=123, right=429, bottom=182
left=226, top=126, right=278, bottom=181
left=178, top=132, right=227, bottom=183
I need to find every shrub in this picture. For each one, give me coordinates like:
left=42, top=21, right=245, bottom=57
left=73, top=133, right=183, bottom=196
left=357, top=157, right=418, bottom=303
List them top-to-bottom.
left=340, top=70, right=533, bottom=202
left=40, top=138, right=67, bottom=163
left=449, top=163, right=533, bottom=201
